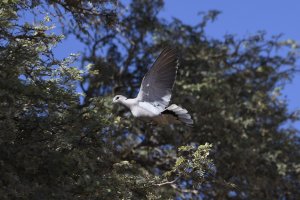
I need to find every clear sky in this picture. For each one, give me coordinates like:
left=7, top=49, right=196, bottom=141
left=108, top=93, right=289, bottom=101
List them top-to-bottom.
left=160, top=0, right=300, bottom=128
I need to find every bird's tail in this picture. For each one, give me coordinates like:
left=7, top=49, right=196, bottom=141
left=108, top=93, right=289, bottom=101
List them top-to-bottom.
left=163, top=104, right=193, bottom=126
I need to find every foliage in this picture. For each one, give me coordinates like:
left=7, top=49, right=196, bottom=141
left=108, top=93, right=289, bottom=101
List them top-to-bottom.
left=0, top=0, right=300, bottom=199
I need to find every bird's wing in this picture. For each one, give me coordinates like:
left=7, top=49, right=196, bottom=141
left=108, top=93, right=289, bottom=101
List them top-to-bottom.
left=136, top=48, right=178, bottom=110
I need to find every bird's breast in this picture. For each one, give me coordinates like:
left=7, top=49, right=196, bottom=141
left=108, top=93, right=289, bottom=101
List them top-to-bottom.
left=130, top=102, right=161, bottom=118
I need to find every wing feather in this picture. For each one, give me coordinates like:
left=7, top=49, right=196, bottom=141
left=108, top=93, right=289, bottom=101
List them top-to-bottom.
left=136, top=48, right=179, bottom=110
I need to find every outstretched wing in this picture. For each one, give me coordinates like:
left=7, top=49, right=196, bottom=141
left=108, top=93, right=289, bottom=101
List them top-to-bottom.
left=136, top=48, right=179, bottom=111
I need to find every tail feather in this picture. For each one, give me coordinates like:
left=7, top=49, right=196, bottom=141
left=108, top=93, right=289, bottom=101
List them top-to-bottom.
left=162, top=104, right=193, bottom=126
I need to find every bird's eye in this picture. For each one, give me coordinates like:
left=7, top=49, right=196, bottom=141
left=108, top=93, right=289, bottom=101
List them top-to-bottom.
left=116, top=97, right=119, bottom=100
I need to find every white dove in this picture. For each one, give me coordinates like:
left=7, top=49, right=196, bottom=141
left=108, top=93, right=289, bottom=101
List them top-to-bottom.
left=113, top=48, right=193, bottom=126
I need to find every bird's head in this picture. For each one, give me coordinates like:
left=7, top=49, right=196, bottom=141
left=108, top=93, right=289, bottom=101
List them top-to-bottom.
left=112, top=95, right=127, bottom=104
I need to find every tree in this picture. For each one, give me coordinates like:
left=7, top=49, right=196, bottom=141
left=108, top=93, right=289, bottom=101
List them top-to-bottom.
left=0, top=0, right=299, bottom=199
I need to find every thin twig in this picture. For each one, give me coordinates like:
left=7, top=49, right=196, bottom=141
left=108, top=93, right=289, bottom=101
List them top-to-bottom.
left=155, top=176, right=180, bottom=186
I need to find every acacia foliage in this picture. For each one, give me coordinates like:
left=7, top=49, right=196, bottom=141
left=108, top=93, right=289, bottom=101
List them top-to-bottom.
left=0, top=0, right=300, bottom=199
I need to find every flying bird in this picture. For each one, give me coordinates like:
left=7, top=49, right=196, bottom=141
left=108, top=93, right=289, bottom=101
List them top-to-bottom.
left=113, top=48, right=193, bottom=126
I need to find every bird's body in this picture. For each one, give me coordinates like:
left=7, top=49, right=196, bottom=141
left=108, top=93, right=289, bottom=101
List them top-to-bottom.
left=113, top=48, right=193, bottom=126
left=121, top=98, right=160, bottom=118
left=131, top=102, right=161, bottom=118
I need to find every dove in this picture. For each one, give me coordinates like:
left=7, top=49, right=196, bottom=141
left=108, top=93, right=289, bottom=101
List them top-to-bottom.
left=113, top=48, right=193, bottom=126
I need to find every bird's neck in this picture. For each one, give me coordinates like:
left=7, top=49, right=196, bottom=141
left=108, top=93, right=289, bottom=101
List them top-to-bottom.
left=121, top=98, right=136, bottom=109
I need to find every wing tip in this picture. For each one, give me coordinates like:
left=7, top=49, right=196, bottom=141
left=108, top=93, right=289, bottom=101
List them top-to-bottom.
left=161, top=47, right=178, bottom=56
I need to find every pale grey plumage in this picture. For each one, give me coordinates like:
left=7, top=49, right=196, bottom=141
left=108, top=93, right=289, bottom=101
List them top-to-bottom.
left=113, top=48, right=193, bottom=126
left=136, top=48, right=178, bottom=111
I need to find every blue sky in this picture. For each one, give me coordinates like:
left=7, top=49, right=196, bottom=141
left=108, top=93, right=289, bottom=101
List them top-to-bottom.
left=160, top=0, right=300, bottom=128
